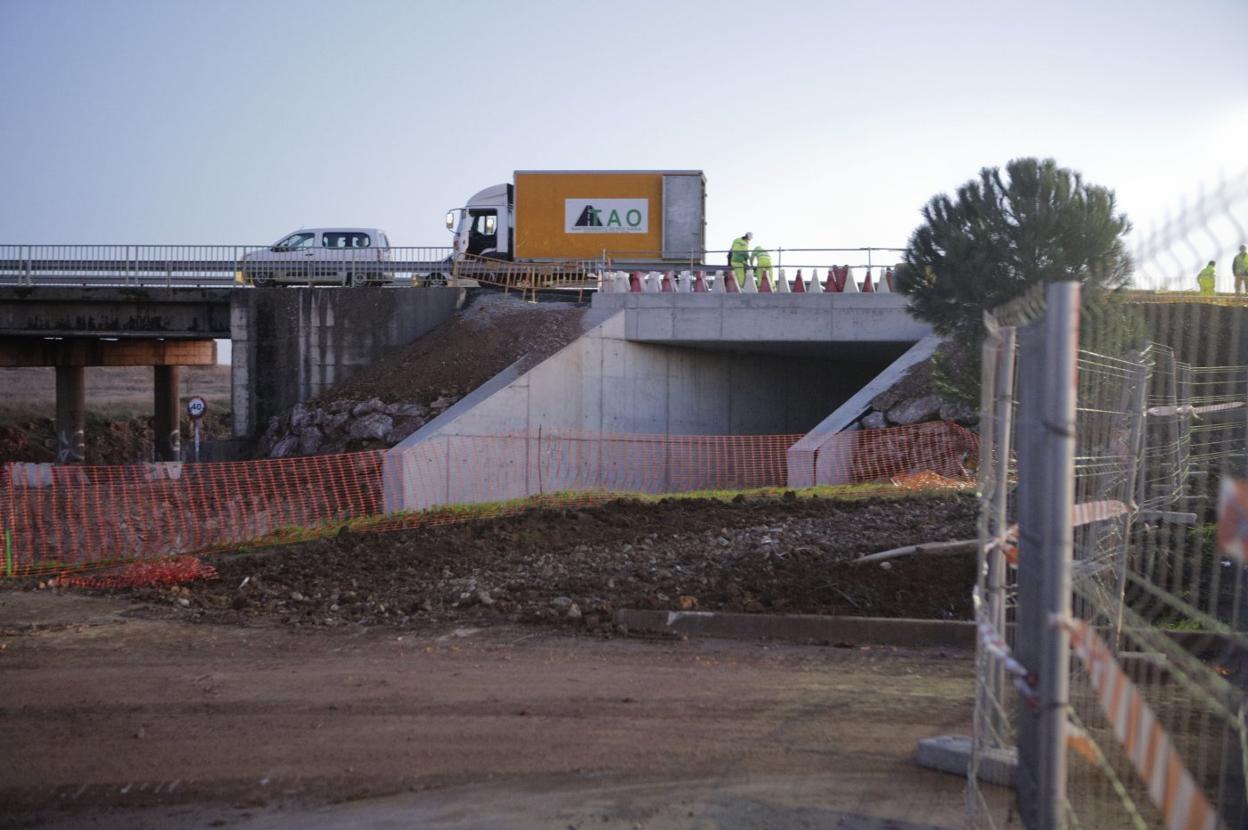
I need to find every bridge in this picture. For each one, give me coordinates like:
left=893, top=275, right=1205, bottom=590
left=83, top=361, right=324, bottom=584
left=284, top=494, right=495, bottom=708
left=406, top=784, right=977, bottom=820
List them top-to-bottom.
left=0, top=285, right=464, bottom=462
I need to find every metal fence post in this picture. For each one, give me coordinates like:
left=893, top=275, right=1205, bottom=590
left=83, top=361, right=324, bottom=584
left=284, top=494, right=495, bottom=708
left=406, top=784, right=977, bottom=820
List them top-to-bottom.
left=1014, top=281, right=1079, bottom=830
left=1037, top=281, right=1079, bottom=829
left=988, top=326, right=1016, bottom=741
left=1113, top=354, right=1149, bottom=649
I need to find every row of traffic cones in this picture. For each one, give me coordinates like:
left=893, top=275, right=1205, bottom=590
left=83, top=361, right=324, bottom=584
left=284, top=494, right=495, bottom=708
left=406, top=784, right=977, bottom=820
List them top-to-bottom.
left=606, top=267, right=896, bottom=294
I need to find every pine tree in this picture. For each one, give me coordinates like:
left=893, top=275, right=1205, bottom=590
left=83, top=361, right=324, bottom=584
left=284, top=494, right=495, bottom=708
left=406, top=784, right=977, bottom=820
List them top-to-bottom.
left=895, top=158, right=1134, bottom=403
left=897, top=158, right=1131, bottom=338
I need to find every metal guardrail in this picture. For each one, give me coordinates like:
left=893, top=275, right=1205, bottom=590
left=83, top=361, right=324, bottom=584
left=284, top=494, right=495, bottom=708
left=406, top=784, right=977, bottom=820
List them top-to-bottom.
left=0, top=245, right=455, bottom=287
left=0, top=245, right=907, bottom=289
left=698, top=246, right=906, bottom=272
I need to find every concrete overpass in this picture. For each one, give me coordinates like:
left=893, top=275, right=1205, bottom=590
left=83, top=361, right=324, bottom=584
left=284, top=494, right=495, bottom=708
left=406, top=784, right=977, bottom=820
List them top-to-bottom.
left=0, top=286, right=464, bottom=461
left=0, top=288, right=229, bottom=461
left=383, top=292, right=937, bottom=511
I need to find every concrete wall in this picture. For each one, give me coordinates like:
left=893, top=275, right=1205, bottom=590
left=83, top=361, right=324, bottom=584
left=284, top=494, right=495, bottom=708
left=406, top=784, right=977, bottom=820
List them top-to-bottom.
left=0, top=287, right=231, bottom=338
left=231, top=287, right=463, bottom=437
left=591, top=292, right=932, bottom=347
left=383, top=311, right=892, bottom=512
left=787, top=335, right=943, bottom=486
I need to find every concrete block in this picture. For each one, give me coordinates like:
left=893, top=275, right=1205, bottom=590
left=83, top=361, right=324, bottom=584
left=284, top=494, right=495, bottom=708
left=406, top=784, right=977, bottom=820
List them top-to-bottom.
left=915, top=735, right=1017, bottom=787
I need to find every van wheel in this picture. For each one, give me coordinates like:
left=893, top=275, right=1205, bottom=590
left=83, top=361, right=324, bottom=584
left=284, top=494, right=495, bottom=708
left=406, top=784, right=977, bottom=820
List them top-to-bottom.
left=249, top=270, right=273, bottom=288
left=348, top=271, right=369, bottom=288
left=426, top=273, right=448, bottom=287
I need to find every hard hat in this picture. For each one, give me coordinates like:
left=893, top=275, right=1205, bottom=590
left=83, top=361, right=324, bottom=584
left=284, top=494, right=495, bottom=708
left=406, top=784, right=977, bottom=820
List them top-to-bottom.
left=745, top=231, right=753, bottom=240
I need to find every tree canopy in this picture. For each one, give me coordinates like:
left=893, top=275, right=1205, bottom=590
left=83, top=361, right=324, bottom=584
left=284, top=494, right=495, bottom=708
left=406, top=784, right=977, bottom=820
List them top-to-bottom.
left=895, top=157, right=1132, bottom=345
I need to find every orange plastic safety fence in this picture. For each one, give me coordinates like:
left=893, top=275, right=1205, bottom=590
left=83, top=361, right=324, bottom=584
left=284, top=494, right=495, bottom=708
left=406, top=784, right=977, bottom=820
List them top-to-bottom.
left=791, top=421, right=979, bottom=485
left=1, top=425, right=975, bottom=579
left=2, top=451, right=384, bottom=577
left=56, top=555, right=219, bottom=590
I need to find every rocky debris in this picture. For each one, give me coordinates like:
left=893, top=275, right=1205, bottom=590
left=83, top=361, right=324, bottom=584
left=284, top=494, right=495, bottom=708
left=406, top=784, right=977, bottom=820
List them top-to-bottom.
left=254, top=293, right=587, bottom=459
left=856, top=356, right=979, bottom=431
left=887, top=394, right=944, bottom=426
left=259, top=398, right=441, bottom=458
left=351, top=399, right=385, bottom=418
left=348, top=411, right=393, bottom=442
left=861, top=411, right=888, bottom=430
left=297, top=426, right=324, bottom=456
left=269, top=435, right=300, bottom=459
left=134, top=493, right=978, bottom=631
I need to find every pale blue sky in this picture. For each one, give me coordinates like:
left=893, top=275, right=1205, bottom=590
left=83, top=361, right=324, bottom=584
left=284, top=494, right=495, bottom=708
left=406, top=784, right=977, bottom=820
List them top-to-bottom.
left=2, top=0, right=1246, bottom=263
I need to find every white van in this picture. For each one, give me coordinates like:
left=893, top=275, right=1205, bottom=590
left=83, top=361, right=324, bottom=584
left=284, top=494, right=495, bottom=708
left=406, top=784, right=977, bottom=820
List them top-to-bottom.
left=239, top=228, right=392, bottom=287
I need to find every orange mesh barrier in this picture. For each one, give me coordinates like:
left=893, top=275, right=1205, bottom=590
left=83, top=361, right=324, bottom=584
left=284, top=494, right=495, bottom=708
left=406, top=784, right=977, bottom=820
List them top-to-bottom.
left=790, top=421, right=978, bottom=486
left=2, top=426, right=975, bottom=579
left=3, top=451, right=384, bottom=577
left=55, top=555, right=218, bottom=589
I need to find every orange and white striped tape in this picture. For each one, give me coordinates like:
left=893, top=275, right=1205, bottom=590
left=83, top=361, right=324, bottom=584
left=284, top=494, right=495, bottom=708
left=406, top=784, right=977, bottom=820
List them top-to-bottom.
left=1147, top=402, right=1245, bottom=418
left=1216, top=478, right=1248, bottom=564
left=991, top=500, right=1130, bottom=567
left=976, top=616, right=1038, bottom=706
left=1065, top=617, right=1222, bottom=830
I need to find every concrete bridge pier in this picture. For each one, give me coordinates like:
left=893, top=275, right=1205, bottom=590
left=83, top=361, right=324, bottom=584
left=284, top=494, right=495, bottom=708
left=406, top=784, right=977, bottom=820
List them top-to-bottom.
left=0, top=337, right=216, bottom=463
left=54, top=365, right=86, bottom=463
left=153, top=365, right=182, bottom=462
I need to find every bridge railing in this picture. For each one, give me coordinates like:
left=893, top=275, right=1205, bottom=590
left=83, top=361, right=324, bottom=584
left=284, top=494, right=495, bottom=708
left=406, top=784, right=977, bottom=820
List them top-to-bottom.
left=0, top=245, right=454, bottom=287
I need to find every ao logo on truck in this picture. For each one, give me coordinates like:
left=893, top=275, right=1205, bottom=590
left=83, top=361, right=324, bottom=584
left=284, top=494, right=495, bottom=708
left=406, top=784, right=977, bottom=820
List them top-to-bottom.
left=564, top=199, right=649, bottom=234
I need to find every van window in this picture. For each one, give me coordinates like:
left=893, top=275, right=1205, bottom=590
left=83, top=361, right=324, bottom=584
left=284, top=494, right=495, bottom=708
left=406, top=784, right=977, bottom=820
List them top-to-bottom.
left=276, top=232, right=315, bottom=250
left=322, top=232, right=372, bottom=248
left=379, top=233, right=390, bottom=248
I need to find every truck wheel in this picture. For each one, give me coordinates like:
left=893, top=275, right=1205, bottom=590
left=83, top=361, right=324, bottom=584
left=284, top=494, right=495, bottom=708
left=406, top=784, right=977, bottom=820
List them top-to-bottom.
left=426, top=273, right=448, bottom=287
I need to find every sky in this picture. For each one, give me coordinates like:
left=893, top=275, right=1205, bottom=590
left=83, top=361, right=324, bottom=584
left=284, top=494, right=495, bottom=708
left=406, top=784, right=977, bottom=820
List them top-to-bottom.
left=1, top=0, right=1247, bottom=271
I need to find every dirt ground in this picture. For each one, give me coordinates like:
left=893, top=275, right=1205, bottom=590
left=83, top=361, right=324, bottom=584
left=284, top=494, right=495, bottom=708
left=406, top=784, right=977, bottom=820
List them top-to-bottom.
left=321, top=291, right=588, bottom=406
left=115, top=492, right=978, bottom=630
left=0, top=591, right=1005, bottom=830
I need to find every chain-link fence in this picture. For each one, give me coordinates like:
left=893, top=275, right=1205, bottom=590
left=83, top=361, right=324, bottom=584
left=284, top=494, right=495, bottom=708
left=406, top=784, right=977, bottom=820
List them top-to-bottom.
left=967, top=180, right=1248, bottom=829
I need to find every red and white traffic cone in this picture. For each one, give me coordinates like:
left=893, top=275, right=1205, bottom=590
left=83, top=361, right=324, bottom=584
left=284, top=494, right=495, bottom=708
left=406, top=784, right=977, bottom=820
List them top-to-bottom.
left=842, top=266, right=860, bottom=293
left=823, top=267, right=839, bottom=292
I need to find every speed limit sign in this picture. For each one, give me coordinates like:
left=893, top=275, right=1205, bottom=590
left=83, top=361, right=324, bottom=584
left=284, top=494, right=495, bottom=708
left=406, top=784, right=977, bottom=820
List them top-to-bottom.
left=186, top=396, right=207, bottom=420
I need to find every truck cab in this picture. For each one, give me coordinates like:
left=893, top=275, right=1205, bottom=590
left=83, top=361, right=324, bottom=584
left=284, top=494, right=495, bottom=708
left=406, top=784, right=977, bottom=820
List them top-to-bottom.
left=446, top=184, right=514, bottom=260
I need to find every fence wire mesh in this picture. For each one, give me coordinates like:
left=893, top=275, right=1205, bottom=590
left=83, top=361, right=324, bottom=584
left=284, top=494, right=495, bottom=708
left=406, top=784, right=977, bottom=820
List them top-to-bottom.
left=969, top=177, right=1248, bottom=829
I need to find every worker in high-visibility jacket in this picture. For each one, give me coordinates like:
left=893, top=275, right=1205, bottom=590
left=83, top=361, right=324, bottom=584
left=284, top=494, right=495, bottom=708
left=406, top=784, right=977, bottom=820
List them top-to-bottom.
left=729, top=232, right=752, bottom=288
left=1233, top=245, right=1248, bottom=294
left=751, top=246, right=773, bottom=291
left=1197, top=260, right=1217, bottom=296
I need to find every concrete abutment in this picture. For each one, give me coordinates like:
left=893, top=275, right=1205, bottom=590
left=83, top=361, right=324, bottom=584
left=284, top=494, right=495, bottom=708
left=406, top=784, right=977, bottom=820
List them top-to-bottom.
left=229, top=287, right=464, bottom=438
left=384, top=294, right=933, bottom=512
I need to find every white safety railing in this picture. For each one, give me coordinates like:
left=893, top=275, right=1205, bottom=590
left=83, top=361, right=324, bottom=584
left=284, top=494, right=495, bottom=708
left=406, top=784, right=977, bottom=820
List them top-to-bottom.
left=0, top=245, right=454, bottom=287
